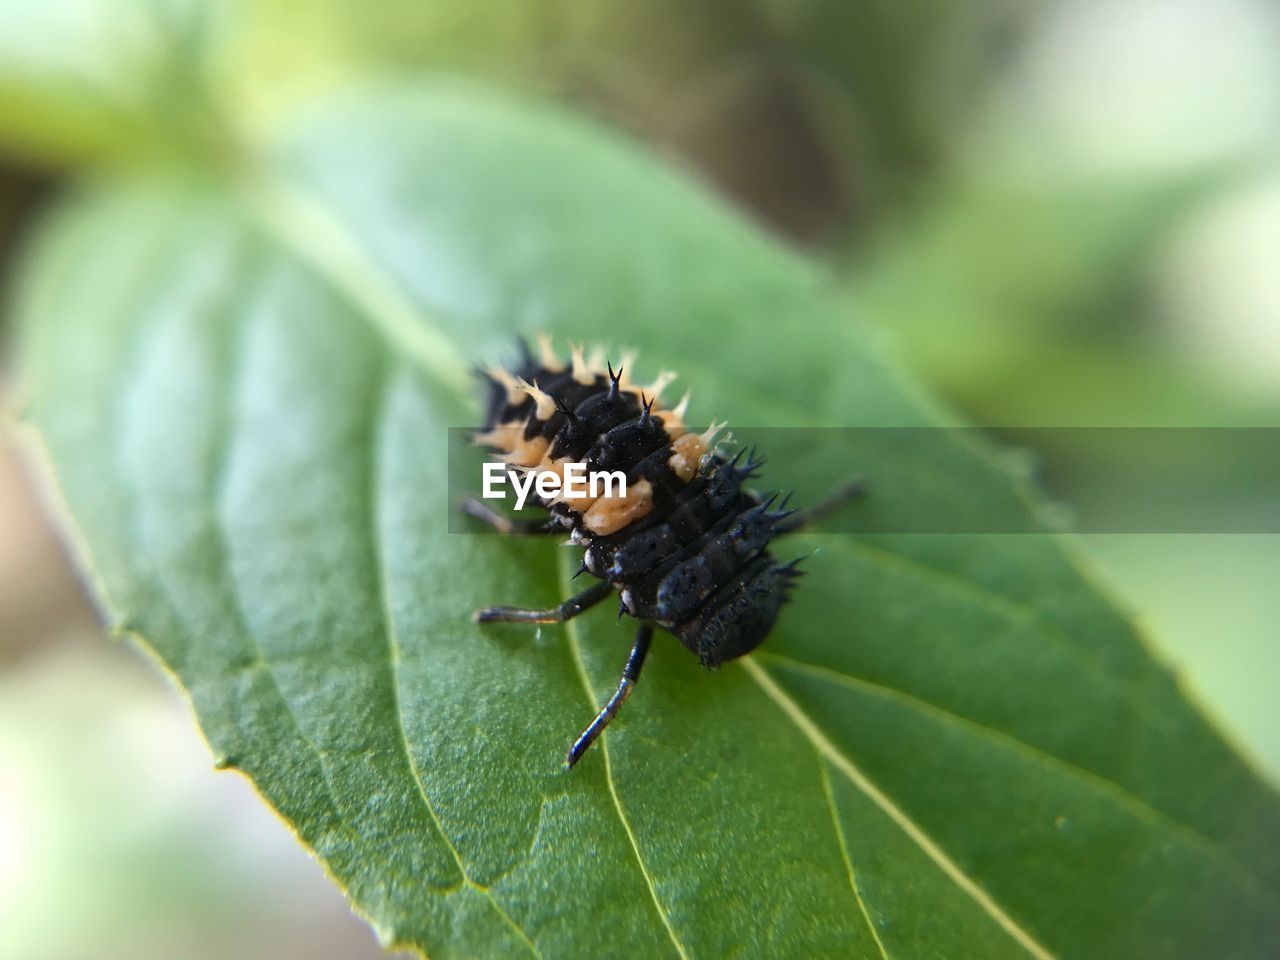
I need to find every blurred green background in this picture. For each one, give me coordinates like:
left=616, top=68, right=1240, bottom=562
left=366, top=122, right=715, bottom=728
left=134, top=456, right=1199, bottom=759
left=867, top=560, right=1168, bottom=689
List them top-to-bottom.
left=1, top=1, right=1277, bottom=957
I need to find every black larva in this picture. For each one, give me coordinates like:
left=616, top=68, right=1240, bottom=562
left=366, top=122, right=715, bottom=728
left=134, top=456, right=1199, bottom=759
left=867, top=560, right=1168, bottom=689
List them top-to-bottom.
left=465, top=336, right=861, bottom=768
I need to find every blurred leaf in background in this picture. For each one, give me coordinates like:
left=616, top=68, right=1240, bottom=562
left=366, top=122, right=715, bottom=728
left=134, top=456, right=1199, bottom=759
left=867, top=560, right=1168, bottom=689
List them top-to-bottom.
left=0, top=0, right=233, bottom=168
left=225, top=0, right=1032, bottom=242
left=847, top=0, right=1280, bottom=426
left=0, top=636, right=399, bottom=960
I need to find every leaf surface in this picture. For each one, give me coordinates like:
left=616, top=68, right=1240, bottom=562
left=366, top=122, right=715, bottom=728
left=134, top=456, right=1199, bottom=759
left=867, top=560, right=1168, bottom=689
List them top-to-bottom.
left=17, top=82, right=1280, bottom=959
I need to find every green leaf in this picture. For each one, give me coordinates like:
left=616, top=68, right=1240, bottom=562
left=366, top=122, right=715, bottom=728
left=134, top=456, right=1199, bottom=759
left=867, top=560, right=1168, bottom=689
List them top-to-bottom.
left=0, top=0, right=226, bottom=166
left=15, top=80, right=1280, bottom=959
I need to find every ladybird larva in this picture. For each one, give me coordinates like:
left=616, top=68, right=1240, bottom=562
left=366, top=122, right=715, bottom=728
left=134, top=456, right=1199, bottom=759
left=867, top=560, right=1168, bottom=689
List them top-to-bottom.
left=464, top=336, right=862, bottom=768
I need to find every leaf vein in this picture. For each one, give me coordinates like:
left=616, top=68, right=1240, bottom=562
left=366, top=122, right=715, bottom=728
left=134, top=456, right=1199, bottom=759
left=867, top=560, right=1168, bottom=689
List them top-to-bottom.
left=248, top=178, right=471, bottom=396
left=116, top=245, right=371, bottom=876
left=368, top=371, right=543, bottom=958
left=807, top=535, right=1176, bottom=735
left=558, top=555, right=691, bottom=960
left=759, top=651, right=1277, bottom=903
left=741, top=657, right=1057, bottom=960
left=819, top=761, right=891, bottom=960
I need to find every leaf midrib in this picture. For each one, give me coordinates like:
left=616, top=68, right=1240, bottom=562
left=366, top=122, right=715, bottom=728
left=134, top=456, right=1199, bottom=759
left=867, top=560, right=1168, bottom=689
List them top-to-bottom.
left=245, top=177, right=472, bottom=395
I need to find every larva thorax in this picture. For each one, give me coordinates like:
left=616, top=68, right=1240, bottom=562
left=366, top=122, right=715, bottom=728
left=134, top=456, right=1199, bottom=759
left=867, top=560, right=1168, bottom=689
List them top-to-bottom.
left=479, top=337, right=712, bottom=537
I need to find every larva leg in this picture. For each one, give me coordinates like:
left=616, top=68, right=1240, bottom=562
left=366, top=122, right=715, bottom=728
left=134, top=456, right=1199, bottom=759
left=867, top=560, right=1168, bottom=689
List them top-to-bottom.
left=775, top=477, right=867, bottom=534
left=460, top=496, right=557, bottom=535
left=474, top=579, right=613, bottom=624
left=566, top=623, right=653, bottom=769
